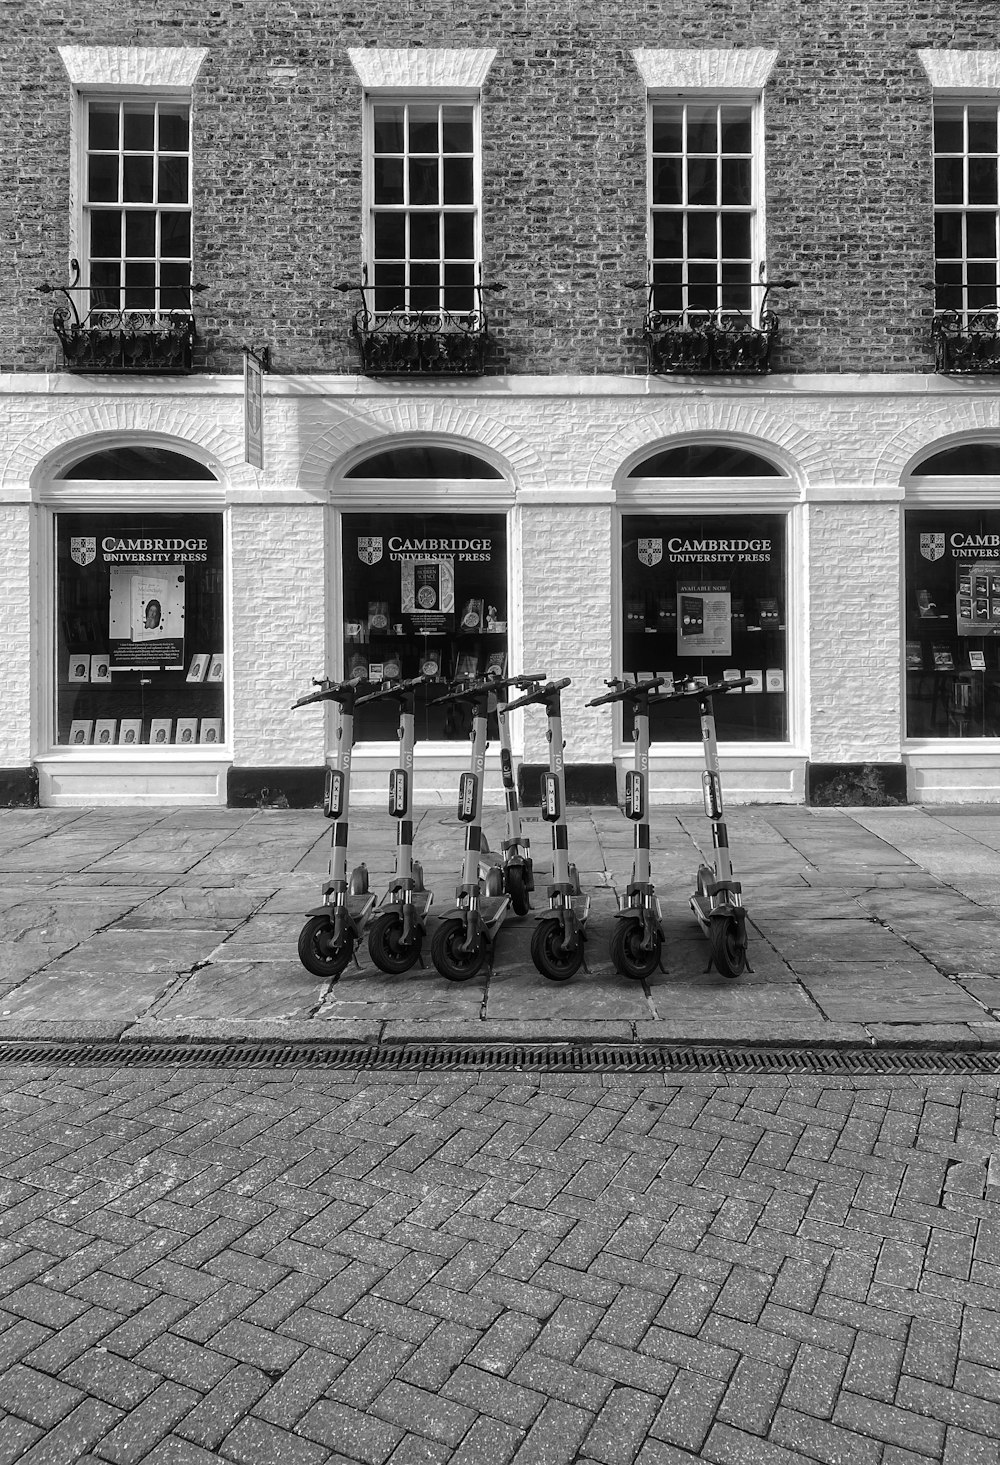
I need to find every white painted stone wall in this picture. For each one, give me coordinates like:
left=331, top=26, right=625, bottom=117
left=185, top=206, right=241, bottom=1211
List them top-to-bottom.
left=805, top=501, right=902, bottom=762
left=229, top=505, right=328, bottom=767
left=0, top=506, right=33, bottom=767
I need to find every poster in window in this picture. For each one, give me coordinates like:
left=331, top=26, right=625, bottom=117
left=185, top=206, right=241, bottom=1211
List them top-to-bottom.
left=401, top=558, right=455, bottom=633
left=108, top=567, right=185, bottom=668
left=676, top=582, right=732, bottom=658
left=90, top=653, right=111, bottom=682
left=175, top=717, right=199, bottom=745
left=94, top=719, right=117, bottom=746
left=118, top=719, right=142, bottom=746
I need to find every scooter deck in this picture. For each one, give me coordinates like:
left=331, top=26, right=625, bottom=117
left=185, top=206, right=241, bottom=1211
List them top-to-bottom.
left=347, top=893, right=377, bottom=922
left=478, top=895, right=510, bottom=923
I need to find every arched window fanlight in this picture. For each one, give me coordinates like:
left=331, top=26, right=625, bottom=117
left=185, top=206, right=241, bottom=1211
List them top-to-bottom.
left=912, top=442, right=1000, bottom=476
left=627, top=444, right=784, bottom=478
left=345, top=445, right=503, bottom=479
left=60, top=446, right=217, bottom=480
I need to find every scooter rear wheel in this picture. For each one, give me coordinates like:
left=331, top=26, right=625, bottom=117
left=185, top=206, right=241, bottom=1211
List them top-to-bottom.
left=506, top=864, right=531, bottom=917
left=710, top=911, right=747, bottom=979
left=368, top=912, right=422, bottom=974
left=298, top=915, right=354, bottom=980
left=531, top=916, right=583, bottom=982
left=431, top=917, right=487, bottom=981
left=610, top=919, right=662, bottom=981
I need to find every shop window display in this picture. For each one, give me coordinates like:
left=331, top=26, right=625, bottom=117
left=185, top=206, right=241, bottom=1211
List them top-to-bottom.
left=905, top=509, right=1000, bottom=738
left=342, top=511, right=507, bottom=741
left=621, top=512, right=788, bottom=742
left=56, top=513, right=224, bottom=747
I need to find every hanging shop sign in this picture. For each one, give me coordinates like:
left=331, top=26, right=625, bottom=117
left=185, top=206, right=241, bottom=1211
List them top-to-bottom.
left=243, top=347, right=266, bottom=470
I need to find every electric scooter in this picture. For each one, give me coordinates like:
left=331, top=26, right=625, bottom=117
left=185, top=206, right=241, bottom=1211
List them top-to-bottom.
left=356, top=672, right=438, bottom=973
left=430, top=672, right=539, bottom=980
left=478, top=672, right=545, bottom=915
left=669, top=673, right=753, bottom=978
left=293, top=675, right=375, bottom=979
left=587, top=675, right=667, bottom=979
left=501, top=677, right=590, bottom=981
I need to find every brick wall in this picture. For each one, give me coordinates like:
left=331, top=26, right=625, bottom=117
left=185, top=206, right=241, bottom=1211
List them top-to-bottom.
left=5, top=1, right=999, bottom=377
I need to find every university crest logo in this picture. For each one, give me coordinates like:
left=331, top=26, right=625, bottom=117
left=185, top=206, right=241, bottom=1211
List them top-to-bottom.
left=920, top=533, right=945, bottom=562
left=357, top=536, right=383, bottom=565
left=70, top=537, right=96, bottom=567
left=638, top=538, right=662, bottom=567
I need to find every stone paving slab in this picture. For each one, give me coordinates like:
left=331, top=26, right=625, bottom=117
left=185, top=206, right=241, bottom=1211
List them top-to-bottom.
left=1, top=804, right=1000, bottom=1042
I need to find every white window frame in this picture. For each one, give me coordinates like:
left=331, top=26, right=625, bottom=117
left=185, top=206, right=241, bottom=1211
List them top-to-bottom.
left=361, top=90, right=483, bottom=318
left=646, top=90, right=766, bottom=325
left=932, top=96, right=1000, bottom=322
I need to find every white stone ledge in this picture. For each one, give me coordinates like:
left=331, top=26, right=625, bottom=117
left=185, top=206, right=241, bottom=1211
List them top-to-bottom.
left=58, top=46, right=208, bottom=88
left=348, top=48, right=496, bottom=90
left=632, top=48, right=778, bottom=91
left=918, top=49, right=1000, bottom=93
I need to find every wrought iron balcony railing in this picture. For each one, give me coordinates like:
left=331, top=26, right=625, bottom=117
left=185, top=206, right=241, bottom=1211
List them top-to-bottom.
left=37, top=260, right=207, bottom=374
left=641, top=269, right=794, bottom=376
left=336, top=278, right=500, bottom=377
left=931, top=310, right=1000, bottom=374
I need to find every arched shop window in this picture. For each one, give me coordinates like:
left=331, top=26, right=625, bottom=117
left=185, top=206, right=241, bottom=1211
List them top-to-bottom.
left=904, top=441, right=1000, bottom=739
left=620, top=442, right=790, bottom=743
left=339, top=443, right=510, bottom=742
left=51, top=446, right=225, bottom=751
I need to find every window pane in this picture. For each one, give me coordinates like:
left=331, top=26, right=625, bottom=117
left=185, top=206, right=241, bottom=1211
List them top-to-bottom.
left=408, top=103, right=439, bottom=153
left=88, top=104, right=119, bottom=150
left=373, top=104, right=404, bottom=153
left=122, top=105, right=155, bottom=152
left=441, top=105, right=473, bottom=154
left=686, top=105, right=718, bottom=154
left=158, top=106, right=189, bottom=152
left=651, top=106, right=683, bottom=153
left=934, top=106, right=964, bottom=153
left=720, top=108, right=752, bottom=154
left=968, top=108, right=998, bottom=153
left=88, top=154, right=119, bottom=203
left=122, top=155, right=153, bottom=202
left=443, top=156, right=473, bottom=204
left=157, top=157, right=189, bottom=205
left=374, top=157, right=403, bottom=203
left=652, top=157, right=683, bottom=205
left=721, top=157, right=752, bottom=205
left=408, top=158, right=439, bottom=205
left=686, top=158, right=717, bottom=205
left=934, top=158, right=965, bottom=205
left=969, top=158, right=998, bottom=205
left=89, top=210, right=121, bottom=259
left=124, top=210, right=156, bottom=257
left=160, top=212, right=191, bottom=259
left=374, top=212, right=405, bottom=259
left=409, top=212, right=440, bottom=260
left=443, top=212, right=474, bottom=260
left=652, top=212, right=683, bottom=259
left=935, top=212, right=963, bottom=258
left=721, top=213, right=751, bottom=260
left=967, top=213, right=996, bottom=258
left=687, top=214, right=718, bottom=259
left=90, top=261, right=121, bottom=310
left=124, top=261, right=155, bottom=310
left=160, top=261, right=192, bottom=309
left=373, top=261, right=405, bottom=311
left=651, top=261, right=683, bottom=312
left=409, top=262, right=439, bottom=311
left=688, top=262, right=717, bottom=309
left=721, top=262, right=753, bottom=311
left=444, top=263, right=475, bottom=312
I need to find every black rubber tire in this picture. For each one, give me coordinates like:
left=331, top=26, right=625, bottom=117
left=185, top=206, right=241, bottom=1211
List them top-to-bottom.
left=506, top=864, right=531, bottom=916
left=368, top=911, right=421, bottom=974
left=710, top=911, right=747, bottom=979
left=298, top=915, right=353, bottom=979
left=531, top=916, right=583, bottom=982
left=431, top=917, right=487, bottom=981
left=610, top=920, right=662, bottom=980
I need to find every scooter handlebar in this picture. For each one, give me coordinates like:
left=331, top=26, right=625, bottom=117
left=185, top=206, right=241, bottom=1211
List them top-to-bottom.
left=355, top=671, right=441, bottom=707
left=431, top=671, right=547, bottom=708
left=292, top=674, right=365, bottom=709
left=667, top=674, right=755, bottom=698
left=588, top=675, right=666, bottom=707
left=501, top=676, right=572, bottom=713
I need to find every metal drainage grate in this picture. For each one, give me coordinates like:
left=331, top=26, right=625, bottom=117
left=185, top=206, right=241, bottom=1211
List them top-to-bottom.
left=0, top=1042, right=997, bottom=1075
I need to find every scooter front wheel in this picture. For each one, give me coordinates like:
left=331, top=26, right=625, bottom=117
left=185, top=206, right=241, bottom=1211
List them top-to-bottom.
left=506, top=864, right=531, bottom=917
left=709, top=910, right=747, bottom=979
left=368, top=912, right=422, bottom=975
left=298, top=915, right=354, bottom=980
left=531, top=916, right=583, bottom=982
left=431, top=917, right=487, bottom=982
left=610, top=919, right=662, bottom=981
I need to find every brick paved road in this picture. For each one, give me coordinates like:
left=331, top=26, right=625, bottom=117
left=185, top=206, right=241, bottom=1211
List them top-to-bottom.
left=1, top=1064, right=999, bottom=1464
